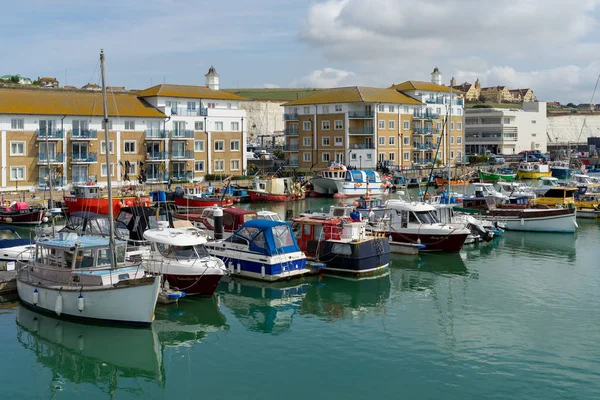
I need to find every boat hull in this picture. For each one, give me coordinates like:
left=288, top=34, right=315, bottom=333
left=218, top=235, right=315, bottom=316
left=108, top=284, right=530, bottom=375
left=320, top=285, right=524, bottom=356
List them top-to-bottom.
left=551, top=168, right=573, bottom=179
left=516, top=170, right=551, bottom=179
left=479, top=171, right=516, bottom=182
left=311, top=177, right=344, bottom=195
left=333, top=181, right=386, bottom=198
left=248, top=191, right=305, bottom=202
left=174, top=195, right=234, bottom=208
left=64, top=196, right=151, bottom=218
left=0, top=209, right=45, bottom=225
left=492, top=209, right=577, bottom=232
left=385, top=231, right=468, bottom=253
left=316, top=238, right=391, bottom=276
left=164, top=273, right=223, bottom=297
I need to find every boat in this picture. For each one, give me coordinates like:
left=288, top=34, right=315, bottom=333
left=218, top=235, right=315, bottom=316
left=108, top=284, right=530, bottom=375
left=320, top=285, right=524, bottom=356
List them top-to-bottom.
left=550, top=161, right=575, bottom=179
left=515, top=162, right=551, bottom=179
left=310, top=164, right=387, bottom=198
left=478, top=170, right=517, bottom=183
left=569, top=174, right=600, bottom=193
left=435, top=176, right=470, bottom=186
left=248, top=177, right=304, bottom=202
left=533, top=177, right=561, bottom=196
left=497, top=182, right=536, bottom=199
left=471, top=183, right=509, bottom=202
left=64, top=184, right=151, bottom=219
left=173, top=185, right=234, bottom=208
left=531, top=187, right=577, bottom=207
left=354, top=197, right=387, bottom=220
left=429, top=197, right=499, bottom=244
left=369, top=200, right=470, bottom=253
left=0, top=201, right=46, bottom=225
left=173, top=206, right=257, bottom=238
left=256, top=210, right=283, bottom=221
left=291, top=216, right=391, bottom=276
left=204, top=219, right=309, bottom=281
left=142, top=222, right=227, bottom=297
left=0, top=226, right=35, bottom=262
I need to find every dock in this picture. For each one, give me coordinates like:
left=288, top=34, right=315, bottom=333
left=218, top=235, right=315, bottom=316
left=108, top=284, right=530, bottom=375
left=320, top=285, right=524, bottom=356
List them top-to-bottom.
left=0, top=270, right=16, bottom=295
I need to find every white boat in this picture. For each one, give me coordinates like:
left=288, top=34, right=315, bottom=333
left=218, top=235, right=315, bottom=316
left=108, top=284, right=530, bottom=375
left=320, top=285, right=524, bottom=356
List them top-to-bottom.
left=311, top=164, right=387, bottom=198
left=570, top=174, right=600, bottom=192
left=533, top=177, right=561, bottom=196
left=497, top=182, right=536, bottom=199
left=471, top=183, right=509, bottom=202
left=430, top=197, right=498, bottom=244
left=577, top=208, right=600, bottom=219
left=256, top=210, right=283, bottom=221
left=142, top=222, right=227, bottom=297
left=0, top=226, right=35, bottom=262
left=17, top=235, right=161, bottom=325
left=388, top=241, right=424, bottom=255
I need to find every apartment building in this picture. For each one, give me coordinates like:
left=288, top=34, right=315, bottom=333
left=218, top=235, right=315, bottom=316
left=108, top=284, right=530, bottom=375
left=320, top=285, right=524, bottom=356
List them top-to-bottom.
left=282, top=70, right=465, bottom=170
left=464, top=102, right=547, bottom=155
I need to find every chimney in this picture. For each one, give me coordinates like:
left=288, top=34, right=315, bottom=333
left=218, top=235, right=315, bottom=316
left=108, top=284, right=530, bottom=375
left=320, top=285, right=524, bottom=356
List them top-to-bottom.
left=205, top=66, right=220, bottom=91
left=431, top=67, right=442, bottom=85
left=450, top=77, right=456, bottom=87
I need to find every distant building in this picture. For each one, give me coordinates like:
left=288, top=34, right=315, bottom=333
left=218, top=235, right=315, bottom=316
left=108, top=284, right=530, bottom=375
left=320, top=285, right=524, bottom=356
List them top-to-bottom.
left=1, top=75, right=32, bottom=85
left=38, top=77, right=59, bottom=88
left=82, top=83, right=101, bottom=91
left=63, top=85, right=78, bottom=90
left=107, top=86, right=126, bottom=92
left=480, top=86, right=512, bottom=103
left=518, top=88, right=536, bottom=102
left=509, top=89, right=523, bottom=102
left=547, top=101, right=561, bottom=108
left=578, top=103, right=595, bottom=111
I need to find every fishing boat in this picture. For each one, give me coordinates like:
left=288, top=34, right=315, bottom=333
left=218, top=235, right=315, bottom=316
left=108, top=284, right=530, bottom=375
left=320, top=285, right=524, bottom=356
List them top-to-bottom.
left=550, top=161, right=574, bottom=179
left=515, top=162, right=551, bottom=179
left=310, top=164, right=387, bottom=198
left=478, top=170, right=517, bottom=183
left=434, top=176, right=470, bottom=186
left=248, top=177, right=304, bottom=202
left=533, top=177, right=561, bottom=196
left=64, top=184, right=151, bottom=218
left=173, top=186, right=234, bottom=208
left=530, top=187, right=577, bottom=207
left=353, top=197, right=387, bottom=220
left=369, top=200, right=470, bottom=253
left=0, top=201, right=46, bottom=225
left=291, top=216, right=390, bottom=276
left=204, top=220, right=309, bottom=281
left=142, top=222, right=227, bottom=297
left=0, top=226, right=35, bottom=262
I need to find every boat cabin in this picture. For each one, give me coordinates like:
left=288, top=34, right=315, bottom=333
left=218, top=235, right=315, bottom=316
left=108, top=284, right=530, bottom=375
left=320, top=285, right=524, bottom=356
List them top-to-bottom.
left=517, top=162, right=550, bottom=173
left=320, top=169, right=347, bottom=180
left=251, top=177, right=295, bottom=195
left=539, top=177, right=559, bottom=187
left=472, top=183, right=505, bottom=199
left=72, top=185, right=101, bottom=199
left=540, top=188, right=577, bottom=200
left=461, top=197, right=496, bottom=212
left=201, top=207, right=257, bottom=231
left=257, top=211, right=282, bottom=221
left=292, top=217, right=368, bottom=257
left=222, top=220, right=300, bottom=255
left=144, top=226, right=210, bottom=261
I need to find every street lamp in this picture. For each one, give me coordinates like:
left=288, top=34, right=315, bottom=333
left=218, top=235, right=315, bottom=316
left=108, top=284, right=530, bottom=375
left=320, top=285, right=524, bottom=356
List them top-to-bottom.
left=359, top=155, right=362, bottom=170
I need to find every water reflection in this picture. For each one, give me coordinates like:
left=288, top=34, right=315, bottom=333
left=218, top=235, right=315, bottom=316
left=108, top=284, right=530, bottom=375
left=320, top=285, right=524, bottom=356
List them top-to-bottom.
left=496, top=231, right=577, bottom=262
left=389, top=253, right=470, bottom=293
left=216, top=279, right=307, bottom=334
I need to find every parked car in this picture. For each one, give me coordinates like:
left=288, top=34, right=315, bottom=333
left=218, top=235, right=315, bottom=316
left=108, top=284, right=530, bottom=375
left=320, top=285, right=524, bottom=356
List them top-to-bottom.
left=519, top=154, right=539, bottom=162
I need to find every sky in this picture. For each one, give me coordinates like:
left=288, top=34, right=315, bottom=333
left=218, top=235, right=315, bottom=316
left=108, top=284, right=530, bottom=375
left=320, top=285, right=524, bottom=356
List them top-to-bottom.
left=2, top=0, right=600, bottom=103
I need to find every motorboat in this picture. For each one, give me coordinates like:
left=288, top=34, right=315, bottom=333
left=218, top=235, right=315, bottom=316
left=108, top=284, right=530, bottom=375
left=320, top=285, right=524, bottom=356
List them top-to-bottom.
left=550, top=161, right=575, bottom=179
left=515, top=162, right=551, bottom=179
left=311, top=164, right=387, bottom=198
left=478, top=170, right=516, bottom=183
left=569, top=174, right=600, bottom=193
left=248, top=177, right=304, bottom=202
left=533, top=177, right=561, bottom=196
left=497, top=182, right=536, bottom=199
left=471, top=183, right=509, bottom=202
left=64, top=184, right=151, bottom=219
left=173, top=185, right=234, bottom=208
left=531, top=187, right=577, bottom=207
left=429, top=197, right=499, bottom=244
left=0, top=201, right=46, bottom=225
left=173, top=206, right=257, bottom=239
left=256, top=210, right=283, bottom=221
left=204, top=220, right=309, bottom=281
left=143, top=222, right=227, bottom=297
left=0, top=226, right=35, bottom=262
left=16, top=235, right=161, bottom=325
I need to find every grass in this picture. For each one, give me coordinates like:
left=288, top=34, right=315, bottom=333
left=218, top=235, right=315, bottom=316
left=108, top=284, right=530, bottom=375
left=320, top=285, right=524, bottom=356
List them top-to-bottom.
left=222, top=88, right=323, bottom=102
left=465, top=102, right=523, bottom=109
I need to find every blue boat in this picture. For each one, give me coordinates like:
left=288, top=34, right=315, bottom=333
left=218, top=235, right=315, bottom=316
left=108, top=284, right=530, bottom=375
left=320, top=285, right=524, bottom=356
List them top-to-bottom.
left=550, top=161, right=574, bottom=179
left=205, top=220, right=309, bottom=282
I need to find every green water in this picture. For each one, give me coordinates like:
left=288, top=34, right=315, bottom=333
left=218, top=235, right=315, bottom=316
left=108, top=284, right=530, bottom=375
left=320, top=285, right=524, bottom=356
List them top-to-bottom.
left=1, top=198, right=600, bottom=399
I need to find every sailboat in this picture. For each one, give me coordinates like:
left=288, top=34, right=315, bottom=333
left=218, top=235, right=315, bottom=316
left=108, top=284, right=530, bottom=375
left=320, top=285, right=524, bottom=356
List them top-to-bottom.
left=16, top=50, right=161, bottom=326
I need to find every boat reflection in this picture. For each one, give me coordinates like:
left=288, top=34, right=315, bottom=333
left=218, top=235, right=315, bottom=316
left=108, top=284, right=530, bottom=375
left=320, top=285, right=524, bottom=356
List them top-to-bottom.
left=496, top=231, right=577, bottom=262
left=388, top=253, right=470, bottom=293
left=300, top=273, right=391, bottom=321
left=216, top=279, right=307, bottom=334
left=15, top=304, right=164, bottom=395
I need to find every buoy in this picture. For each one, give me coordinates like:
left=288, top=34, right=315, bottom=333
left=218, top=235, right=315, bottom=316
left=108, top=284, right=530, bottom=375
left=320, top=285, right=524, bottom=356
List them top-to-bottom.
left=42, top=216, right=49, bottom=223
left=5, top=217, right=12, bottom=224
left=261, top=265, right=266, bottom=278
left=32, top=289, right=39, bottom=306
left=55, top=293, right=63, bottom=316
left=77, top=294, right=84, bottom=312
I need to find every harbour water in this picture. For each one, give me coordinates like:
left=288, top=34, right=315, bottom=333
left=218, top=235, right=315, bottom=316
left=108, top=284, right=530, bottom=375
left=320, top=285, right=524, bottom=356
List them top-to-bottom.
left=1, top=196, right=600, bottom=399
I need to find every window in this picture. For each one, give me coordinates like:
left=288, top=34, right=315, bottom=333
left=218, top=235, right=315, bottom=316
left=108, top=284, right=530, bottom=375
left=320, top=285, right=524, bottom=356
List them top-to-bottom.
left=187, top=101, right=196, bottom=111
left=335, top=104, right=342, bottom=112
left=322, top=105, right=329, bottom=113
left=378, top=105, right=385, bottom=112
left=389, top=105, right=395, bottom=112
left=303, top=106, right=310, bottom=114
left=404, top=106, right=409, bottom=113
left=436, top=107, right=442, bottom=114
left=11, top=118, right=24, bottom=130
left=504, top=118, right=510, bottom=124
left=124, top=120, right=135, bottom=130
left=322, top=120, right=330, bottom=130
left=334, top=120, right=343, bottom=130
left=378, top=120, right=385, bottom=129
left=388, top=120, right=395, bottom=130
left=531, top=120, right=537, bottom=124
left=195, top=121, right=204, bottom=131
left=215, top=121, right=224, bottom=131
left=303, top=121, right=311, bottom=131
left=403, top=121, right=410, bottom=130
left=231, top=122, right=240, bottom=131
left=436, top=122, right=442, bottom=130
left=450, top=122, right=454, bottom=130
left=457, top=122, right=462, bottom=131
left=532, top=133, right=537, bottom=137
left=334, top=136, right=343, bottom=146
left=379, top=136, right=385, bottom=145
left=388, top=136, right=395, bottom=145
left=403, top=136, right=410, bottom=145
left=450, top=136, right=454, bottom=145
left=457, top=136, right=462, bottom=144
left=303, top=137, right=311, bottom=147
left=322, top=137, right=330, bottom=146
left=100, top=140, right=114, bottom=154
left=194, top=140, right=205, bottom=152
left=214, top=140, right=224, bottom=152
left=230, top=140, right=240, bottom=151
left=10, top=141, right=25, bottom=156
left=124, top=141, right=136, bottom=154
left=450, top=151, right=455, bottom=159
left=303, top=152, right=311, bottom=162
left=322, top=152, right=330, bottom=162
left=389, top=152, right=395, bottom=161
left=404, top=152, right=410, bottom=161
left=351, top=153, right=357, bottom=160
left=366, top=153, right=372, bottom=160
left=378, top=153, right=385, bottom=162
left=230, top=159, right=240, bottom=171
left=214, top=160, right=225, bottom=172
left=194, top=161, right=205, bottom=172
left=100, top=163, right=114, bottom=177
left=126, top=163, right=136, bottom=175
left=9, top=166, right=25, bottom=181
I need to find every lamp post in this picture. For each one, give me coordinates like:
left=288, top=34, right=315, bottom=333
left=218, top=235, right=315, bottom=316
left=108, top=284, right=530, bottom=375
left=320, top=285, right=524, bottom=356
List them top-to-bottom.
left=359, top=155, right=362, bottom=170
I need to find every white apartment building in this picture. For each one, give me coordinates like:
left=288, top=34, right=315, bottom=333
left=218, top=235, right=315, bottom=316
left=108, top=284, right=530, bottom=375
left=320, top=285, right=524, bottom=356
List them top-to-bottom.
left=464, top=102, right=547, bottom=155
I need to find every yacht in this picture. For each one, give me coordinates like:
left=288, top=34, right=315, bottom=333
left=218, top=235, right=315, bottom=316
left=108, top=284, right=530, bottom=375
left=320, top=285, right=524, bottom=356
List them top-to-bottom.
left=311, top=164, right=386, bottom=198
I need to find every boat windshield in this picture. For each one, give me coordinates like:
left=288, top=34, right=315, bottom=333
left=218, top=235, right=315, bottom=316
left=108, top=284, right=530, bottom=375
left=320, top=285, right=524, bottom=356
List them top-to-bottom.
left=411, top=211, right=439, bottom=224
left=0, top=229, right=19, bottom=240
left=156, top=243, right=209, bottom=260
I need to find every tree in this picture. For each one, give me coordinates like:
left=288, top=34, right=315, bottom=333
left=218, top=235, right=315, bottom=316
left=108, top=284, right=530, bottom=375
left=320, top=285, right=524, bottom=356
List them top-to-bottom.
left=10, top=75, right=19, bottom=84
left=478, top=94, right=485, bottom=103
left=566, top=103, right=576, bottom=108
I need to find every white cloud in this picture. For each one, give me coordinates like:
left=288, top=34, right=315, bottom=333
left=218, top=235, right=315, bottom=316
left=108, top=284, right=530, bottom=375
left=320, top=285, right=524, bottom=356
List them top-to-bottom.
left=290, top=67, right=356, bottom=88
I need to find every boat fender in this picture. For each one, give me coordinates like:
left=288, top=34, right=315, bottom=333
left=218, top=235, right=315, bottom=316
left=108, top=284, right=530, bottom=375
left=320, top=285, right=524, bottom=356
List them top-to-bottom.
left=5, top=217, right=12, bottom=224
left=42, top=217, right=49, bottom=223
left=520, top=218, right=524, bottom=226
left=574, top=220, right=579, bottom=229
left=228, top=262, right=234, bottom=274
left=237, top=262, right=241, bottom=273
left=261, top=265, right=266, bottom=278
left=32, top=289, right=39, bottom=306
left=55, top=293, right=63, bottom=316
left=77, top=294, right=84, bottom=312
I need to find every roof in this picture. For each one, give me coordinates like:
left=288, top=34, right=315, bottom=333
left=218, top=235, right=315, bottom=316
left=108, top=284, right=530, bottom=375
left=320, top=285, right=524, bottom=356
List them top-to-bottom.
left=205, top=66, right=219, bottom=77
left=389, top=81, right=459, bottom=93
left=453, top=83, right=472, bottom=92
left=136, top=84, right=246, bottom=101
left=283, top=86, right=422, bottom=106
left=481, top=86, right=507, bottom=91
left=0, top=87, right=165, bottom=118
left=222, top=88, right=325, bottom=102
left=144, top=227, right=208, bottom=246
left=41, top=236, right=127, bottom=249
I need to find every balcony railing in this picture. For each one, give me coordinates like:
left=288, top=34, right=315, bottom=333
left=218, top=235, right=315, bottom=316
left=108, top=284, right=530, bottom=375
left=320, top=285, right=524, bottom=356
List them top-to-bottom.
left=425, top=98, right=445, bottom=104
left=171, top=107, right=208, bottom=116
left=348, top=111, right=374, bottom=118
left=413, top=112, right=440, bottom=119
left=284, top=113, right=299, bottom=121
left=349, top=127, right=374, bottom=135
left=36, top=129, right=64, bottom=139
left=71, top=129, right=98, bottom=139
left=284, top=129, right=299, bottom=136
left=145, top=130, right=168, bottom=139
left=171, top=130, right=195, bottom=139
left=283, top=144, right=299, bottom=151
left=349, top=144, right=375, bottom=149
left=171, top=150, right=194, bottom=159
left=71, top=152, right=97, bottom=163
left=146, top=152, right=168, bottom=160
left=38, top=153, right=64, bottom=163
left=413, top=158, right=434, bottom=165
left=171, top=172, right=194, bottom=181
left=146, top=173, right=169, bottom=182
left=72, top=174, right=97, bottom=184
left=38, top=177, right=66, bottom=187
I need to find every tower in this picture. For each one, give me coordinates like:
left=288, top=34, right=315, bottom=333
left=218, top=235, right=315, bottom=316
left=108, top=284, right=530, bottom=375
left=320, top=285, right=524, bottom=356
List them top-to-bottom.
left=205, top=66, right=220, bottom=90
left=431, top=67, right=442, bottom=85
left=450, top=77, right=456, bottom=87
left=475, top=78, right=481, bottom=89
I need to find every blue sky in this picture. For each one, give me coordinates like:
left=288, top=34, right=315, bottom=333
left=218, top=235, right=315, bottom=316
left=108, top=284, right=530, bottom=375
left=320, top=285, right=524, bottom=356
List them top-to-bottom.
left=2, top=0, right=600, bottom=103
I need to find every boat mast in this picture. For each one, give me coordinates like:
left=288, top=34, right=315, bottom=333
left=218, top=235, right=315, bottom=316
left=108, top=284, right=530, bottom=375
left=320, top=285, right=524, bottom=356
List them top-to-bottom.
left=100, top=50, right=116, bottom=268
left=448, top=80, right=453, bottom=197
left=45, top=118, right=55, bottom=236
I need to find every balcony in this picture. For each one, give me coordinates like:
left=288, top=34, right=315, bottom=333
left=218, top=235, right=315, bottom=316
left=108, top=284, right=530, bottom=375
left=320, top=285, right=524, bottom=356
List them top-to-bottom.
left=425, top=98, right=445, bottom=104
left=170, top=107, right=208, bottom=117
left=348, top=111, right=374, bottom=119
left=413, top=112, right=440, bottom=120
left=284, top=113, right=299, bottom=121
left=349, top=127, right=374, bottom=135
left=284, top=128, right=299, bottom=136
left=413, top=128, right=438, bottom=135
left=36, top=129, right=64, bottom=140
left=71, top=129, right=98, bottom=139
left=145, top=130, right=168, bottom=139
left=171, top=130, right=195, bottom=139
left=349, top=143, right=375, bottom=149
left=283, top=144, right=299, bottom=151
left=414, top=144, right=434, bottom=150
left=171, top=150, right=194, bottom=160
left=71, top=152, right=97, bottom=164
left=146, top=152, right=168, bottom=161
left=37, top=153, right=64, bottom=164
left=413, top=158, right=434, bottom=165
left=172, top=172, right=194, bottom=181
left=146, top=173, right=169, bottom=182
left=72, top=174, right=97, bottom=185
left=38, top=177, right=66, bottom=187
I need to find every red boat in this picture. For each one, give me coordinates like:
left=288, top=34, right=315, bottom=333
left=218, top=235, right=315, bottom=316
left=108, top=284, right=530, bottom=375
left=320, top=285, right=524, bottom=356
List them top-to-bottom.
left=248, top=177, right=305, bottom=202
left=64, top=184, right=151, bottom=219
left=173, top=186, right=234, bottom=208
left=0, top=202, right=45, bottom=225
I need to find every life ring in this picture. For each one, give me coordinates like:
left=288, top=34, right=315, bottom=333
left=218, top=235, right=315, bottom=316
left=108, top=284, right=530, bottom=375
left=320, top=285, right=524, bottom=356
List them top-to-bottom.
left=354, top=183, right=362, bottom=188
